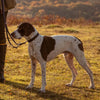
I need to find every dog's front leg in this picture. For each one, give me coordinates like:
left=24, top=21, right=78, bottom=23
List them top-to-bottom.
left=26, top=56, right=36, bottom=89
left=40, top=62, right=46, bottom=93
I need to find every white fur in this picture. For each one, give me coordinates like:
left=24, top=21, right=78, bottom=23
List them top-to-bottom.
left=12, top=26, right=95, bottom=93
left=13, top=30, right=22, bottom=39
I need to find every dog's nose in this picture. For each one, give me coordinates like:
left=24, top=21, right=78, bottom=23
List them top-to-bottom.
left=11, top=32, right=15, bottom=38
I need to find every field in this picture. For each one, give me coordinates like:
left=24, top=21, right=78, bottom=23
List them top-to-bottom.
left=0, top=24, right=100, bottom=100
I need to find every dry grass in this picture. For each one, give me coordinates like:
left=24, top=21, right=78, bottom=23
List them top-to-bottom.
left=0, top=24, right=100, bottom=100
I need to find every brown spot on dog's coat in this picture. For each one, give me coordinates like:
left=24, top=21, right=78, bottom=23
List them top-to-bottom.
left=18, top=23, right=35, bottom=36
left=40, top=36, right=55, bottom=61
left=75, top=37, right=84, bottom=51
left=78, top=43, right=84, bottom=51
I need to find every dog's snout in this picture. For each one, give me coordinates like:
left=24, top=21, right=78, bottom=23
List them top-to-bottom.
left=11, top=32, right=15, bottom=37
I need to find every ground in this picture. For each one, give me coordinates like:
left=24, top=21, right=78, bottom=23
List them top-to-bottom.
left=0, top=24, right=100, bottom=100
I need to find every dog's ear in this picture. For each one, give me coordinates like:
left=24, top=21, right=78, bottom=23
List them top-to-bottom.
left=17, top=23, right=25, bottom=36
left=18, top=23, right=35, bottom=36
left=25, top=23, right=36, bottom=36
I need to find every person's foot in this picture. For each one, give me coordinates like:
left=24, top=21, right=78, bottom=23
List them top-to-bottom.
left=0, top=73, right=5, bottom=83
left=0, top=78, right=5, bottom=83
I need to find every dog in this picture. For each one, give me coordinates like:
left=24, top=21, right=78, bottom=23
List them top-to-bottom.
left=11, top=22, right=95, bottom=93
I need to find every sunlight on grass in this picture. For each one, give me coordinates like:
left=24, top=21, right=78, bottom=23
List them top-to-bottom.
left=0, top=24, right=100, bottom=100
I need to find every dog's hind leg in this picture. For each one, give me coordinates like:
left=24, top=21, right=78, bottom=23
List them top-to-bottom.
left=74, top=50, right=95, bottom=89
left=64, top=52, right=78, bottom=86
left=26, top=56, right=37, bottom=89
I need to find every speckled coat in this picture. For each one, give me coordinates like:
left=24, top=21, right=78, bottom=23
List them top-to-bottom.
left=11, top=23, right=95, bottom=93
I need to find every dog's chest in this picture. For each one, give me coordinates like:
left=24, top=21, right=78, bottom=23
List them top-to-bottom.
left=28, top=40, right=42, bottom=60
left=28, top=44, right=35, bottom=57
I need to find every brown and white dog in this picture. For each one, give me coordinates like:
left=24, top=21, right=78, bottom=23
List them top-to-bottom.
left=11, top=22, right=95, bottom=93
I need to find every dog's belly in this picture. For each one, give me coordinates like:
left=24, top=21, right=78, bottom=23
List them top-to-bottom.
left=46, top=35, right=75, bottom=61
left=47, top=45, right=69, bottom=61
left=47, top=51, right=62, bottom=61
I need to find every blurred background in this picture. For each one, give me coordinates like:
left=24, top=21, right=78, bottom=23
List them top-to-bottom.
left=7, top=0, right=100, bottom=26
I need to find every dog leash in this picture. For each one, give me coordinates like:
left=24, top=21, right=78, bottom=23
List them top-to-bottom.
left=1, top=0, right=27, bottom=48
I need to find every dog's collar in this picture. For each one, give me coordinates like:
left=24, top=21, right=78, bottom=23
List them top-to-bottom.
left=28, top=33, right=39, bottom=42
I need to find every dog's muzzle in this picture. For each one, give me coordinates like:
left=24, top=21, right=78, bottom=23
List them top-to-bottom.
left=11, top=32, right=16, bottom=38
left=11, top=32, right=21, bottom=39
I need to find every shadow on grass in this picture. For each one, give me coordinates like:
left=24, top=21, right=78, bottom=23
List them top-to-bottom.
left=5, top=80, right=75, bottom=100
left=67, top=85, right=100, bottom=93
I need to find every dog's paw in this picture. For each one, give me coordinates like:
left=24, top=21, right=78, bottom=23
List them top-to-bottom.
left=66, top=83, right=72, bottom=87
left=26, top=85, right=33, bottom=90
left=89, top=85, right=95, bottom=89
left=39, top=89, right=45, bottom=93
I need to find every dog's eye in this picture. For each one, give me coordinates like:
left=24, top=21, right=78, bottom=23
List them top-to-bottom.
left=18, top=28, right=24, bottom=36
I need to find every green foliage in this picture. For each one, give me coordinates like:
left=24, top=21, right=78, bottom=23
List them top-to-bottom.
left=0, top=24, right=100, bottom=100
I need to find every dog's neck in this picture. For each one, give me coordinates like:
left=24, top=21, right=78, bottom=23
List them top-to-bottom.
left=24, top=30, right=39, bottom=42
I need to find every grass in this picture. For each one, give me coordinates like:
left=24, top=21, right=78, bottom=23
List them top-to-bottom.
left=0, top=24, right=100, bottom=100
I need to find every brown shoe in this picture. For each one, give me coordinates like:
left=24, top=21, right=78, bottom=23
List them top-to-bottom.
left=0, top=45, right=7, bottom=83
left=0, top=73, right=5, bottom=83
left=0, top=79, right=5, bottom=83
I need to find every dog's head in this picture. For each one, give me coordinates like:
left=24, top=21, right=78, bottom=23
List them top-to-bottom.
left=11, top=23, right=35, bottom=39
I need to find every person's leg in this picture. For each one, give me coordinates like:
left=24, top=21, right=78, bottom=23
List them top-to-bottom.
left=0, top=11, right=8, bottom=83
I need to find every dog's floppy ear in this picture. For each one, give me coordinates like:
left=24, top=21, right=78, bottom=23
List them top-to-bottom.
left=18, top=22, right=35, bottom=36
left=17, top=23, right=25, bottom=36
left=24, top=23, right=35, bottom=36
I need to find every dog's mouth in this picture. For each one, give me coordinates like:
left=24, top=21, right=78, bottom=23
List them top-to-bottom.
left=11, top=32, right=22, bottom=39
left=11, top=32, right=16, bottom=38
left=16, top=37, right=21, bottom=39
